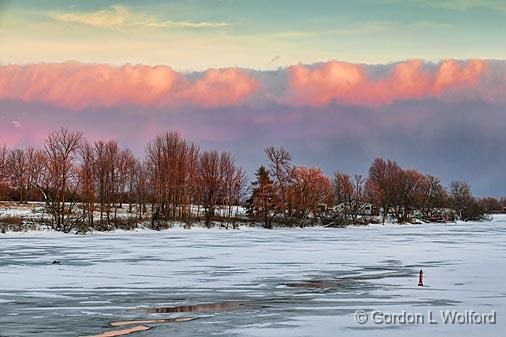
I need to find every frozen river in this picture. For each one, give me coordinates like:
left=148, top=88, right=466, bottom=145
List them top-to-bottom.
left=1, top=216, right=505, bottom=337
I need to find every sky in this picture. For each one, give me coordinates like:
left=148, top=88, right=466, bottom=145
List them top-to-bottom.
left=0, top=0, right=505, bottom=196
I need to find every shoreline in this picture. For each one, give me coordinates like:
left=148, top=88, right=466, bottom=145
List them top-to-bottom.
left=1, top=201, right=502, bottom=235
left=1, top=217, right=502, bottom=236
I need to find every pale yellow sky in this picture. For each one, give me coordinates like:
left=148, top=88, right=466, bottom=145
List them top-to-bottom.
left=1, top=1, right=505, bottom=69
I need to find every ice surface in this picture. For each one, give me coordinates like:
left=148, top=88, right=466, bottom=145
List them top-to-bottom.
left=1, top=215, right=505, bottom=336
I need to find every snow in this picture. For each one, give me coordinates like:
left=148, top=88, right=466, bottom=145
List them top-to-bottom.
left=0, top=202, right=249, bottom=231
left=0, top=202, right=45, bottom=218
left=0, top=215, right=505, bottom=336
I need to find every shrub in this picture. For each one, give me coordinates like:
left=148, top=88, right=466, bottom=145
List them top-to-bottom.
left=0, top=215, right=24, bottom=226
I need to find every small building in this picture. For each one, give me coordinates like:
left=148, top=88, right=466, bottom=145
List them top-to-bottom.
left=333, top=201, right=374, bottom=216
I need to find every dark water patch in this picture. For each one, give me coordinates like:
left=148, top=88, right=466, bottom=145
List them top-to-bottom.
left=431, top=240, right=461, bottom=245
left=379, top=259, right=403, bottom=265
left=409, top=260, right=458, bottom=267
left=352, top=269, right=418, bottom=280
left=281, top=278, right=376, bottom=292
left=284, top=280, right=344, bottom=289
left=412, top=298, right=461, bottom=306
left=144, top=302, right=242, bottom=314
left=110, top=316, right=197, bottom=327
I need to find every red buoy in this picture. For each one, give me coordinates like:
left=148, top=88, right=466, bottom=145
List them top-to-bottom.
left=418, top=269, right=424, bottom=287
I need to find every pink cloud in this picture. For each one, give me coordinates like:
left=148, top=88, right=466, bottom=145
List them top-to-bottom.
left=0, top=59, right=494, bottom=110
left=287, top=59, right=487, bottom=106
left=432, top=59, right=485, bottom=94
left=288, top=61, right=366, bottom=106
left=0, top=62, right=258, bottom=110
left=179, top=68, right=260, bottom=108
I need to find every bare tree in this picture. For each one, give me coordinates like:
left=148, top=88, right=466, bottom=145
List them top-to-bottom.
left=42, top=128, right=83, bottom=232
left=145, top=131, right=201, bottom=228
left=94, top=141, right=111, bottom=227
left=106, top=141, right=120, bottom=224
left=79, top=142, right=96, bottom=228
left=0, top=145, right=10, bottom=199
left=265, top=146, right=293, bottom=217
left=25, top=147, right=45, bottom=202
left=7, top=149, right=28, bottom=202
left=117, top=149, right=137, bottom=215
left=198, top=150, right=223, bottom=227
left=220, top=154, right=247, bottom=228
left=366, top=158, right=402, bottom=224
left=133, top=161, right=149, bottom=220
left=231, top=166, right=247, bottom=222
left=391, top=169, right=426, bottom=223
left=334, top=172, right=368, bottom=225
left=419, top=175, right=448, bottom=219
left=449, top=180, right=484, bottom=221
left=479, top=197, right=503, bottom=214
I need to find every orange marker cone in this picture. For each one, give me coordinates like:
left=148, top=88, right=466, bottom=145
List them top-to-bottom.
left=418, top=269, right=424, bottom=287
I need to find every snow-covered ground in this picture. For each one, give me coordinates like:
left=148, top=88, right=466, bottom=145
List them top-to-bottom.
left=0, top=201, right=249, bottom=232
left=0, top=201, right=46, bottom=219
left=0, top=216, right=505, bottom=336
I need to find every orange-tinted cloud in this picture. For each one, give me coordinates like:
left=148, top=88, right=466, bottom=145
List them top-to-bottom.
left=0, top=59, right=492, bottom=110
left=287, top=59, right=487, bottom=106
left=432, top=59, right=485, bottom=94
left=288, top=61, right=366, bottom=106
left=0, top=62, right=258, bottom=110
left=179, top=68, right=260, bottom=108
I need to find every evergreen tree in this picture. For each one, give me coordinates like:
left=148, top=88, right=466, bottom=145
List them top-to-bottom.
left=246, top=165, right=277, bottom=228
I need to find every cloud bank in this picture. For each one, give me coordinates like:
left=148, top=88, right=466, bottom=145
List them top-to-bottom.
left=1, top=59, right=505, bottom=196
left=1, top=59, right=503, bottom=110
left=287, top=59, right=486, bottom=105
left=0, top=62, right=258, bottom=109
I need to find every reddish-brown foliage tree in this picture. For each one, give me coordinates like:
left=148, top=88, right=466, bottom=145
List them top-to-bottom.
left=366, top=158, right=402, bottom=223
left=289, top=166, right=334, bottom=227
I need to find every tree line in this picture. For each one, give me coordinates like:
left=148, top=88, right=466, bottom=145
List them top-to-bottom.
left=0, top=128, right=503, bottom=232
left=246, top=149, right=503, bottom=228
